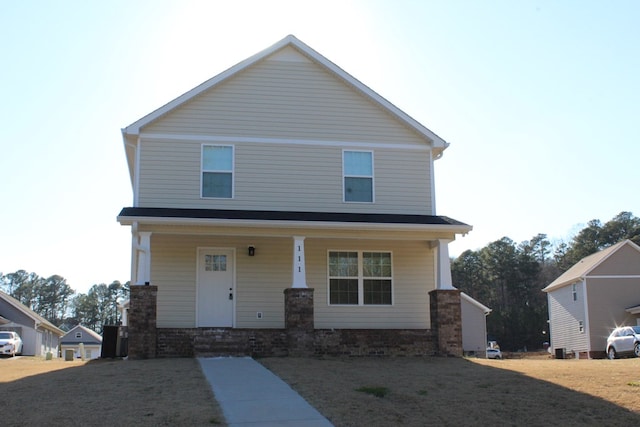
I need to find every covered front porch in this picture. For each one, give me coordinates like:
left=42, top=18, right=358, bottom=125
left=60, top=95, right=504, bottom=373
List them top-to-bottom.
left=118, top=208, right=470, bottom=358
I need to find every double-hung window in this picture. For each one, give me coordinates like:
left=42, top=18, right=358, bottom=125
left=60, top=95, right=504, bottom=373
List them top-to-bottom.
left=202, top=145, right=233, bottom=198
left=343, top=150, right=373, bottom=202
left=328, top=251, right=392, bottom=305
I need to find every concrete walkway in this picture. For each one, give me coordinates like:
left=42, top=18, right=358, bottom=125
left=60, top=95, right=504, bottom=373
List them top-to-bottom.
left=198, top=357, right=333, bottom=427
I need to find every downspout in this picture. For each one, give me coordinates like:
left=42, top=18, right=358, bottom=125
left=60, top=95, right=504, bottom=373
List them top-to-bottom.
left=582, top=278, right=591, bottom=358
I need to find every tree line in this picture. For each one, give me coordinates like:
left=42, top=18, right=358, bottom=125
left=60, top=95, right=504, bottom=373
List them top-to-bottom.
left=452, top=211, right=640, bottom=351
left=0, top=270, right=129, bottom=333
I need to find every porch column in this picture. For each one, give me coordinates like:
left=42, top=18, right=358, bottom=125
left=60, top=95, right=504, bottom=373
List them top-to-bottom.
left=135, top=232, right=152, bottom=285
left=291, top=236, right=308, bottom=288
left=436, top=239, right=455, bottom=290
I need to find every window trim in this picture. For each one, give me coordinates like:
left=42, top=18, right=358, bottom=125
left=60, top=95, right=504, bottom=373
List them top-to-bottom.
left=201, top=144, right=235, bottom=199
left=342, top=150, right=374, bottom=203
left=327, top=250, right=393, bottom=306
left=572, top=283, right=577, bottom=301
left=75, top=332, right=82, bottom=339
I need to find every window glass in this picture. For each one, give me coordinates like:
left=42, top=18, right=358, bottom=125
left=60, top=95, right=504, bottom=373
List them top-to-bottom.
left=202, top=145, right=233, bottom=198
left=203, top=146, right=233, bottom=170
left=344, top=151, right=373, bottom=202
left=344, top=151, right=372, bottom=175
left=203, top=172, right=232, bottom=198
left=344, top=177, right=373, bottom=202
left=328, top=251, right=392, bottom=305
left=329, top=251, right=358, bottom=277
left=205, top=254, right=227, bottom=271
left=329, top=279, right=359, bottom=304
left=364, top=280, right=392, bottom=305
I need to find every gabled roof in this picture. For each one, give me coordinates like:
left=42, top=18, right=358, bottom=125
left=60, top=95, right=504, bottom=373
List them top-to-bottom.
left=122, top=35, right=448, bottom=182
left=542, top=240, right=640, bottom=293
left=0, top=290, right=65, bottom=336
left=60, top=324, right=103, bottom=345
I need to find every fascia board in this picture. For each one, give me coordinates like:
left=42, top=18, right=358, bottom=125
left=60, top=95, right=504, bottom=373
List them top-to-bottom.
left=116, top=215, right=472, bottom=235
left=542, top=277, right=584, bottom=293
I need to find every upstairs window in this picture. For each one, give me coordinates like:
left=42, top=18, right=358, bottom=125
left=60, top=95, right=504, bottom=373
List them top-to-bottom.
left=202, top=145, right=233, bottom=198
left=343, top=150, right=373, bottom=202
left=572, top=283, right=578, bottom=301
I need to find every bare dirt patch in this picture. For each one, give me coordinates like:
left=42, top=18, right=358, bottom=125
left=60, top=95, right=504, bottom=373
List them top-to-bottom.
left=0, top=356, right=224, bottom=426
left=260, top=356, right=640, bottom=426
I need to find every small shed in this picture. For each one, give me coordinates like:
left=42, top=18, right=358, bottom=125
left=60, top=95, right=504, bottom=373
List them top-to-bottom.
left=461, top=292, right=492, bottom=357
left=60, top=325, right=103, bottom=360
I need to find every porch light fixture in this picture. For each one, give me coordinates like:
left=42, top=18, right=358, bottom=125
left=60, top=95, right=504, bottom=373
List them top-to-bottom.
left=248, top=245, right=256, bottom=256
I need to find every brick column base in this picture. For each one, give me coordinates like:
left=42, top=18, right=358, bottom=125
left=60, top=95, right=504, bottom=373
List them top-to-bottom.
left=128, top=285, right=157, bottom=359
left=284, top=288, right=314, bottom=356
left=429, top=289, right=462, bottom=357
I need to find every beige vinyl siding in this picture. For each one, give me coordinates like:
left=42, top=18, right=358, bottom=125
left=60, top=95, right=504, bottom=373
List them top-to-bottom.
left=136, top=52, right=433, bottom=214
left=144, top=52, right=426, bottom=143
left=138, top=138, right=431, bottom=214
left=151, top=232, right=435, bottom=329
left=152, top=234, right=290, bottom=328
left=152, top=235, right=199, bottom=328
left=234, top=237, right=290, bottom=328
left=309, top=239, right=434, bottom=329
left=585, top=277, right=640, bottom=352
left=547, top=282, right=588, bottom=354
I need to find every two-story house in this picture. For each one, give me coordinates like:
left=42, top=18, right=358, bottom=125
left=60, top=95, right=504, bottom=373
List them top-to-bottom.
left=118, top=35, right=472, bottom=358
left=543, top=239, right=640, bottom=359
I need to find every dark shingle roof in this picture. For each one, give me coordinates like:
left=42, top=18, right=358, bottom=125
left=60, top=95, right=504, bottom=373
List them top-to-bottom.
left=118, top=207, right=469, bottom=227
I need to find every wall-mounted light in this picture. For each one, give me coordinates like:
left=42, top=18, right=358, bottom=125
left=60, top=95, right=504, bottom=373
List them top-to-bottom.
left=248, top=245, right=256, bottom=256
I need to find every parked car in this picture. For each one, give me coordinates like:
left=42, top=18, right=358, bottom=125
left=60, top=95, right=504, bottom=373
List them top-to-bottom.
left=606, top=326, right=640, bottom=359
left=0, top=331, right=23, bottom=356
left=487, top=348, right=502, bottom=359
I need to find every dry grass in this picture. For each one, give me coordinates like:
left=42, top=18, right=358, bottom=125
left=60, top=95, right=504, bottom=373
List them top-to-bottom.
left=3, top=354, right=640, bottom=426
left=260, top=355, right=640, bottom=426
left=0, top=356, right=224, bottom=426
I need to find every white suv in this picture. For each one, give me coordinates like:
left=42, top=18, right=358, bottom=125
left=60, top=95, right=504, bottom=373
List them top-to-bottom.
left=606, top=326, right=640, bottom=359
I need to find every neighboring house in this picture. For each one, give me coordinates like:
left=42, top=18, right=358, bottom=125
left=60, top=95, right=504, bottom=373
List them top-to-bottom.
left=118, top=35, right=473, bottom=358
left=543, top=240, right=640, bottom=359
left=0, top=290, right=64, bottom=356
left=461, top=292, right=491, bottom=357
left=60, top=325, right=103, bottom=360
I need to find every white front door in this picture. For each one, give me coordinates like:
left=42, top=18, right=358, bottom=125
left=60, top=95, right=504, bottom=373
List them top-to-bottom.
left=197, top=248, right=234, bottom=327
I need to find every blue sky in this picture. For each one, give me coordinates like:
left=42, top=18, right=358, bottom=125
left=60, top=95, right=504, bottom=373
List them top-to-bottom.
left=1, top=1, right=638, bottom=293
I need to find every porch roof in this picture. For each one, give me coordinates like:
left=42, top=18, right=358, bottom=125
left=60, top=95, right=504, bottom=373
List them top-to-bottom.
left=117, top=207, right=471, bottom=234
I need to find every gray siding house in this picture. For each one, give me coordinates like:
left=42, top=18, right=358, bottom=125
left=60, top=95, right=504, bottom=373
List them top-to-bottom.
left=118, top=35, right=473, bottom=358
left=543, top=240, right=640, bottom=358
left=0, top=290, right=64, bottom=357
left=60, top=324, right=103, bottom=360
